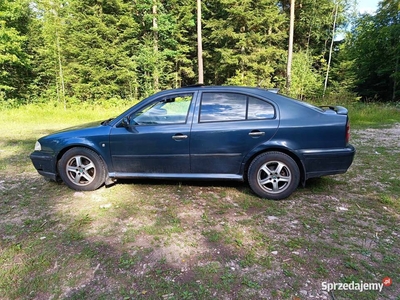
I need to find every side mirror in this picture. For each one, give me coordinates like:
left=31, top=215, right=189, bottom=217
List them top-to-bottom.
left=119, top=117, right=130, bottom=128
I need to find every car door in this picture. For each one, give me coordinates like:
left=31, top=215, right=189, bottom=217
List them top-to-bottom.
left=190, top=91, right=279, bottom=175
left=109, top=92, right=195, bottom=174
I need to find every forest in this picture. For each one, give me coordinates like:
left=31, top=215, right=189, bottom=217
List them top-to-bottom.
left=0, top=0, right=399, bottom=107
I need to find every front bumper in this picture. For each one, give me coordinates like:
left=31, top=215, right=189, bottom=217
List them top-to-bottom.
left=299, top=144, right=356, bottom=179
left=30, top=151, right=58, bottom=181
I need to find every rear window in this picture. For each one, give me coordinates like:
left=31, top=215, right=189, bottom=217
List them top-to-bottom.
left=200, top=92, right=275, bottom=123
left=248, top=97, right=275, bottom=119
left=290, top=97, right=325, bottom=113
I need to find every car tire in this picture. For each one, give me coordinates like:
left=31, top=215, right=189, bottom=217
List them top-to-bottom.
left=58, top=147, right=106, bottom=191
left=248, top=152, right=300, bottom=200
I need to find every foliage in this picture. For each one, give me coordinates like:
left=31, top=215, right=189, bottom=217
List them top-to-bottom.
left=0, top=0, right=398, bottom=104
left=0, top=0, right=32, bottom=101
left=133, top=0, right=197, bottom=96
left=203, top=0, right=287, bottom=88
left=280, top=0, right=348, bottom=54
left=341, top=0, right=400, bottom=102
left=289, top=51, right=323, bottom=99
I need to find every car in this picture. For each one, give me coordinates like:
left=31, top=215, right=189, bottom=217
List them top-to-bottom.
left=30, top=86, right=355, bottom=200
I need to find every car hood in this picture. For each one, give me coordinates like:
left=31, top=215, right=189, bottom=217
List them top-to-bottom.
left=53, top=120, right=106, bottom=133
left=38, top=121, right=112, bottom=148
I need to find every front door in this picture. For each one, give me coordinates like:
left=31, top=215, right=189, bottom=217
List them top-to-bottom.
left=109, top=93, right=194, bottom=174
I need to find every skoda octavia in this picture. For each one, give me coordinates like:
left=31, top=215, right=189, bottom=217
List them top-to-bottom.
left=30, top=86, right=355, bottom=200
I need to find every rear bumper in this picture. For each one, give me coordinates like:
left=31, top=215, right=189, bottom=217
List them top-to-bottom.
left=299, top=144, right=355, bottom=180
left=30, top=151, right=58, bottom=181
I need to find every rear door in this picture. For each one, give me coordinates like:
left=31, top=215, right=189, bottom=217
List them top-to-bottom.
left=190, top=91, right=279, bottom=175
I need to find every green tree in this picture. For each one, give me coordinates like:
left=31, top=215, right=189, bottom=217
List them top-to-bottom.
left=0, top=0, right=32, bottom=103
left=2, top=0, right=369, bottom=105
left=28, top=0, right=69, bottom=106
left=29, top=0, right=197, bottom=102
left=63, top=0, right=140, bottom=101
left=133, top=0, right=196, bottom=97
left=167, top=0, right=197, bottom=87
left=203, top=0, right=287, bottom=87
left=279, top=0, right=351, bottom=95
left=279, top=0, right=349, bottom=53
left=343, top=0, right=400, bottom=101
left=290, top=51, right=323, bottom=99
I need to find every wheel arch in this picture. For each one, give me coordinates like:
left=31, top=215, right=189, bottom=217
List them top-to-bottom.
left=56, top=144, right=109, bottom=176
left=243, top=147, right=306, bottom=186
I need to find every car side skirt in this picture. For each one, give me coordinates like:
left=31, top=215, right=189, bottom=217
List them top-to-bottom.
left=109, top=172, right=244, bottom=181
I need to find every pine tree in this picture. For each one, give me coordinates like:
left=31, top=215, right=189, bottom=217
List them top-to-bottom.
left=0, top=0, right=32, bottom=103
left=29, top=0, right=69, bottom=106
left=63, top=0, right=139, bottom=101
left=133, top=0, right=196, bottom=97
left=203, top=0, right=287, bottom=87
left=342, top=0, right=400, bottom=101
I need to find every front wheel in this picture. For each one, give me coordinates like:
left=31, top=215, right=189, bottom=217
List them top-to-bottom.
left=58, top=147, right=106, bottom=191
left=248, top=152, right=300, bottom=200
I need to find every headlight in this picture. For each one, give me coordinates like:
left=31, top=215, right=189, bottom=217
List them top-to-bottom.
left=34, top=141, right=42, bottom=151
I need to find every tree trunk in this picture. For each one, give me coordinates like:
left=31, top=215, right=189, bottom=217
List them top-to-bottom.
left=197, top=0, right=204, bottom=84
left=286, top=0, right=295, bottom=94
left=306, top=0, right=316, bottom=52
left=153, top=1, right=159, bottom=91
left=323, top=1, right=339, bottom=98
left=55, top=27, right=65, bottom=110
left=393, top=54, right=398, bottom=101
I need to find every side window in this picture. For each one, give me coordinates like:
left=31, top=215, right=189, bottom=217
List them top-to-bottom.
left=199, top=93, right=275, bottom=123
left=200, top=93, right=246, bottom=122
left=131, top=94, right=192, bottom=125
left=247, top=96, right=275, bottom=119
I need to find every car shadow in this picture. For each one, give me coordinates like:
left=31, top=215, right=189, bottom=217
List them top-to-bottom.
left=108, top=178, right=252, bottom=195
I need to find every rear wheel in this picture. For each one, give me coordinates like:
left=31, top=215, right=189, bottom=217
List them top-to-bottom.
left=58, top=147, right=106, bottom=191
left=248, top=152, right=300, bottom=200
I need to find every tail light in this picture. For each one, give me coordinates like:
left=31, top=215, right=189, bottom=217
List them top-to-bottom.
left=346, top=120, right=350, bottom=144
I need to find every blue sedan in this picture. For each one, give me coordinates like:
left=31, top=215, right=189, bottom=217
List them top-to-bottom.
left=30, top=86, right=355, bottom=200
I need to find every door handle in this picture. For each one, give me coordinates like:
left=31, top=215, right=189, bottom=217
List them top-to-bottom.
left=249, top=131, right=265, bottom=137
left=172, top=134, right=188, bottom=140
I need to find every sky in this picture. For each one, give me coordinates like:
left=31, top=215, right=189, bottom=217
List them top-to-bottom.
left=357, top=0, right=380, bottom=14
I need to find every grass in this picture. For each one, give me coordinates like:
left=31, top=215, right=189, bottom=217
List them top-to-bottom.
left=309, top=98, right=400, bottom=129
left=0, top=100, right=399, bottom=299
left=348, top=102, right=400, bottom=128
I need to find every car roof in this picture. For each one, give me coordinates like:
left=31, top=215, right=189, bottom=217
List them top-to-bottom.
left=159, top=85, right=279, bottom=98
left=173, top=85, right=325, bottom=114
